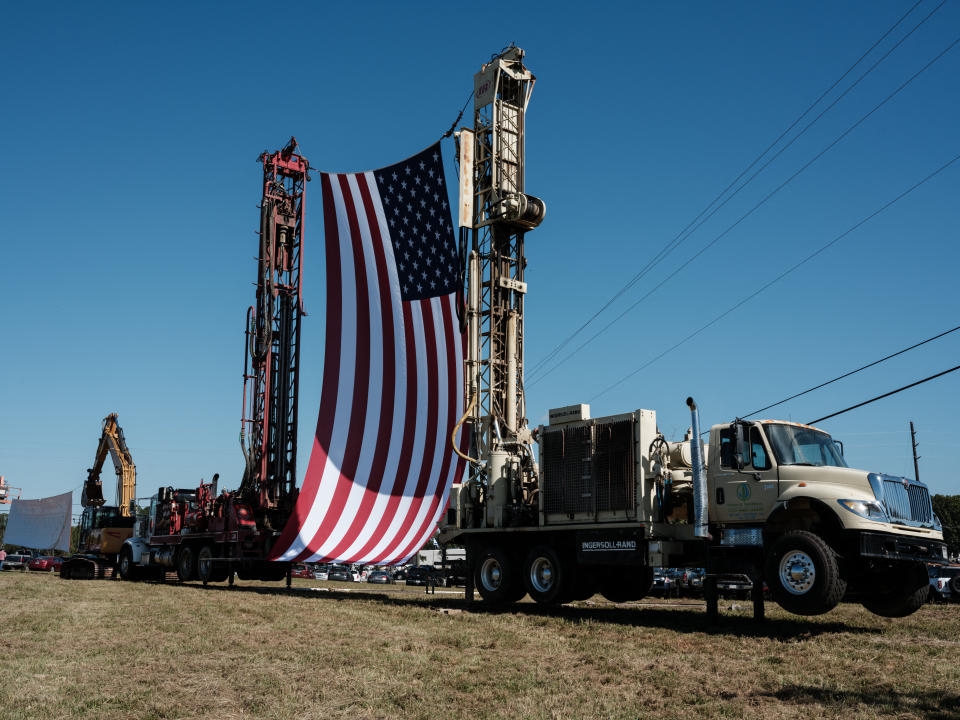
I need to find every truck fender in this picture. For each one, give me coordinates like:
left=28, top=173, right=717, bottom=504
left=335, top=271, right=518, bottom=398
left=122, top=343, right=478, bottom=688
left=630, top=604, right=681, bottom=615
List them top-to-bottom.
left=764, top=496, right=845, bottom=550
left=123, top=537, right=151, bottom=566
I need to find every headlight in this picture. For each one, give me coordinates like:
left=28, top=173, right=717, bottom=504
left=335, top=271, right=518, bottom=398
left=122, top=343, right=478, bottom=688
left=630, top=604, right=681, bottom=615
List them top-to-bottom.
left=838, top=498, right=889, bottom=522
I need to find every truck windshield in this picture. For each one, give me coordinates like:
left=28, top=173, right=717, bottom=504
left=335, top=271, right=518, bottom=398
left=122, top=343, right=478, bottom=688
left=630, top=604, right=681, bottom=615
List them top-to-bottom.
left=764, top=424, right=847, bottom=468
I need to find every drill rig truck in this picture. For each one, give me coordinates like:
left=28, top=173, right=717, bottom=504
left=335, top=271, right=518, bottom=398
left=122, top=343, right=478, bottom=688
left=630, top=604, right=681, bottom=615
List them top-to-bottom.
left=437, top=47, right=948, bottom=618
left=116, top=140, right=306, bottom=584
left=60, top=413, right=137, bottom=579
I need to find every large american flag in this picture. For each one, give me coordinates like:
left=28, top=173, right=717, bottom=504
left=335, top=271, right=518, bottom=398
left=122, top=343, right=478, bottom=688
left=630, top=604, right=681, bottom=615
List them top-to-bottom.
left=269, top=142, right=467, bottom=565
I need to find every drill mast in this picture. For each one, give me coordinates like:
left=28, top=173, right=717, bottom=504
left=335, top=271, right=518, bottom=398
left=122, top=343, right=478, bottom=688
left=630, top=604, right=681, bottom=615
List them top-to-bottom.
left=462, top=47, right=544, bottom=527
left=240, top=138, right=307, bottom=530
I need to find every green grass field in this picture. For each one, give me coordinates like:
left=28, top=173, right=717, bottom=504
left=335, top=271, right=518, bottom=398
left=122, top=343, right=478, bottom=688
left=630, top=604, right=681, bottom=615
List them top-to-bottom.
left=1, top=571, right=958, bottom=720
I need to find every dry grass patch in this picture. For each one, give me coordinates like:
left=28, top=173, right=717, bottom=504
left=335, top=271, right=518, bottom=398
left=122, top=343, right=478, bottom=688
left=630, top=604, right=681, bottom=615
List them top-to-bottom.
left=1, top=572, right=958, bottom=719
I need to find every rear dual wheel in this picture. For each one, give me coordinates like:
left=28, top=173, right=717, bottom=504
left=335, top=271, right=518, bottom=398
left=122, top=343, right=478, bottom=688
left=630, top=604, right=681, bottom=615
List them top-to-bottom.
left=523, top=545, right=578, bottom=605
left=177, top=546, right=197, bottom=582
left=474, top=547, right=525, bottom=604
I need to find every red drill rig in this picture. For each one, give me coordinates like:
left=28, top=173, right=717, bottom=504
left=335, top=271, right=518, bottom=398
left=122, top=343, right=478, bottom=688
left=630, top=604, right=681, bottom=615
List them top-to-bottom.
left=117, top=138, right=307, bottom=584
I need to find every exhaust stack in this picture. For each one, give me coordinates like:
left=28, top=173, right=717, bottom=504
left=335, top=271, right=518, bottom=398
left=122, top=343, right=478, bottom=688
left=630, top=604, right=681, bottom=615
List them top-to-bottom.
left=686, top=397, right=710, bottom=539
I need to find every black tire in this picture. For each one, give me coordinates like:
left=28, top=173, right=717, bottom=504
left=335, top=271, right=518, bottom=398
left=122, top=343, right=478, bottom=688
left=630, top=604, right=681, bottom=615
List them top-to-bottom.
left=764, top=530, right=846, bottom=616
left=196, top=545, right=215, bottom=584
left=523, top=545, right=577, bottom=605
left=176, top=546, right=196, bottom=582
left=474, top=546, right=523, bottom=604
left=117, top=547, right=138, bottom=581
left=862, top=565, right=930, bottom=618
left=599, top=566, right=654, bottom=603
left=950, top=575, right=960, bottom=598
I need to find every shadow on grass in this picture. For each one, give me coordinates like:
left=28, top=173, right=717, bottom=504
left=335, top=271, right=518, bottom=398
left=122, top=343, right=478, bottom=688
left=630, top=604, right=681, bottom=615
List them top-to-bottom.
left=171, top=580, right=875, bottom=639
left=754, top=684, right=960, bottom=720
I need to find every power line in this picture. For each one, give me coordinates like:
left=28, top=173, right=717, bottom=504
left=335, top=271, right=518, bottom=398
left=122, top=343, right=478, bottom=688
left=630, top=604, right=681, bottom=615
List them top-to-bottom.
left=526, top=0, right=934, bottom=380
left=530, top=30, right=960, bottom=388
left=587, top=151, right=960, bottom=402
left=740, top=323, right=960, bottom=418
left=808, top=365, right=960, bottom=425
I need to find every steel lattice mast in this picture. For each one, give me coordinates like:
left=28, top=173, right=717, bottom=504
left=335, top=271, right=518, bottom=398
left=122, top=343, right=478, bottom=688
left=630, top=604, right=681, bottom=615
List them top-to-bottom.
left=460, top=47, right=545, bottom=527
left=240, top=137, right=307, bottom=531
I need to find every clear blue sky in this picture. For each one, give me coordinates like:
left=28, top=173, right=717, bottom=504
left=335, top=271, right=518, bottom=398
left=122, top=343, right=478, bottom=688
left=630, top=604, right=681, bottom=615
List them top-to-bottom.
left=2, top=1, right=958, bottom=521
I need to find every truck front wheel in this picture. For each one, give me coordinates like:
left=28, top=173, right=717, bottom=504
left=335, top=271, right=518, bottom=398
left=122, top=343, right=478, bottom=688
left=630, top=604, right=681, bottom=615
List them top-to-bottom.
left=765, top=530, right=846, bottom=616
left=474, top=546, right=524, bottom=604
left=118, top=547, right=138, bottom=581
left=861, top=565, right=930, bottom=618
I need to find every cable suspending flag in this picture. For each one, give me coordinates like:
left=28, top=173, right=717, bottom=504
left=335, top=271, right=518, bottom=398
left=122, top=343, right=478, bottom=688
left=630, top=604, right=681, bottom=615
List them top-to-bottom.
left=270, top=142, right=466, bottom=565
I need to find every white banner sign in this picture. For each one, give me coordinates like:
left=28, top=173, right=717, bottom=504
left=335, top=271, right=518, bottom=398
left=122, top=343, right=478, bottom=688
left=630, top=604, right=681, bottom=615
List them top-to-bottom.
left=4, top=492, right=72, bottom=552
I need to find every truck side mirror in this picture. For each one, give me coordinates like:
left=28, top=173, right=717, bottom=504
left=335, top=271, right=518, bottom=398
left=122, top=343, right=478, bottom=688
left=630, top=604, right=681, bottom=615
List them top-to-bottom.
left=734, top=423, right=747, bottom=470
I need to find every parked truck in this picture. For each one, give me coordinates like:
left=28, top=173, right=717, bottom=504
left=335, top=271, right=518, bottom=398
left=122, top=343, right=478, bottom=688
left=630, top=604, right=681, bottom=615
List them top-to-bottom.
left=439, top=46, right=947, bottom=618
left=116, top=139, right=308, bottom=584
left=439, top=400, right=947, bottom=617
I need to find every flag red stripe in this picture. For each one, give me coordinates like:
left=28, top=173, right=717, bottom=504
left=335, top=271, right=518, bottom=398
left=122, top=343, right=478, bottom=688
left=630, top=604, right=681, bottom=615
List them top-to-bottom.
left=320, top=173, right=399, bottom=560
left=269, top=174, right=342, bottom=559
left=292, top=174, right=373, bottom=561
left=389, top=295, right=461, bottom=561
left=367, top=298, right=441, bottom=564
left=345, top=300, right=419, bottom=562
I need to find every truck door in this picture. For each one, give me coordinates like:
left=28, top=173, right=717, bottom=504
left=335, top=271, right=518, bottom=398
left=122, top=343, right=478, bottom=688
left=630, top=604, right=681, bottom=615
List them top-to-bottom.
left=710, top=424, right=779, bottom=525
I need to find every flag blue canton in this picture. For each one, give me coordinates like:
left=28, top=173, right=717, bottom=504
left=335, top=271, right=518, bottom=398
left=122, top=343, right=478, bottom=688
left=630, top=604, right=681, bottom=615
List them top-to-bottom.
left=374, top=143, right=458, bottom=302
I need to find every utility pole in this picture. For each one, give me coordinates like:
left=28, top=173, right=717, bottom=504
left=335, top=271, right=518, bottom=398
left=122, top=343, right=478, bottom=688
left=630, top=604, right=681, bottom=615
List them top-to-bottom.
left=909, top=421, right=921, bottom=482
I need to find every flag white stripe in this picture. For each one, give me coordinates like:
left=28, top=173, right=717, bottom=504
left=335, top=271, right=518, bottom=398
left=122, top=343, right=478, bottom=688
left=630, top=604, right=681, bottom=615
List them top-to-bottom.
left=339, top=172, right=409, bottom=562
left=309, top=174, right=386, bottom=559
left=277, top=176, right=358, bottom=561
left=380, top=295, right=450, bottom=563
left=358, top=299, right=429, bottom=562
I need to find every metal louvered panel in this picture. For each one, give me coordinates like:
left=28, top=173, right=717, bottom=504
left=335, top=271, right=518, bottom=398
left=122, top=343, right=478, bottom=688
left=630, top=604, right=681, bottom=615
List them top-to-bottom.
left=541, top=418, right=635, bottom=516
left=593, top=420, right=634, bottom=512
left=542, top=425, right=592, bottom=514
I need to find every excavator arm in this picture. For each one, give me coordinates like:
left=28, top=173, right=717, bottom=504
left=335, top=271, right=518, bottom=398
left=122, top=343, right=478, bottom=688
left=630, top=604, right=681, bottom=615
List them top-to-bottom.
left=80, top=413, right=137, bottom=516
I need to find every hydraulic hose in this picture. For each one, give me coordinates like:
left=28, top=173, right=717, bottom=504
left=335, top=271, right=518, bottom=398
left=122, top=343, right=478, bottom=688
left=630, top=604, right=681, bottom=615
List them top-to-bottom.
left=451, top=393, right=482, bottom=464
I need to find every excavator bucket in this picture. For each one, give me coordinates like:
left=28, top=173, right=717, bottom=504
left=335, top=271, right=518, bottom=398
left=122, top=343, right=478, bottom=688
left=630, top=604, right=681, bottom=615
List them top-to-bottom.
left=81, top=476, right=104, bottom=507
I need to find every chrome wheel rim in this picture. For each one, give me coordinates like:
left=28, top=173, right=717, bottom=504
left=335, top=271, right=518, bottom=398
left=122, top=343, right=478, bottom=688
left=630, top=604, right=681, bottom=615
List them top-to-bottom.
left=779, top=550, right=816, bottom=595
left=529, top=556, right=555, bottom=594
left=480, top=557, right=503, bottom=592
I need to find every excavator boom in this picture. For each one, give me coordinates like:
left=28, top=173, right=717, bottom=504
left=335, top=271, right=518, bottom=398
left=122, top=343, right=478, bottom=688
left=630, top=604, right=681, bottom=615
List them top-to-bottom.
left=81, top=413, right=137, bottom=516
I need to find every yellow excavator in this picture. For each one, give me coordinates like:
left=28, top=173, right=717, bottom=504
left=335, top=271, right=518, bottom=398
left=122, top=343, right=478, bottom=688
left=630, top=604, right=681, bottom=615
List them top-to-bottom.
left=60, top=413, right=137, bottom=579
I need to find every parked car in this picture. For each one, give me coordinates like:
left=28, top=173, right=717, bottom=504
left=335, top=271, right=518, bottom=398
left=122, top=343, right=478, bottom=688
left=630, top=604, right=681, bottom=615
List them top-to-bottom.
left=2, top=554, right=32, bottom=571
left=28, top=556, right=63, bottom=572
left=291, top=564, right=314, bottom=579
left=313, top=564, right=330, bottom=581
left=929, top=564, right=960, bottom=602
left=327, top=566, right=356, bottom=583
left=404, top=566, right=435, bottom=586
left=683, top=568, right=705, bottom=596
left=650, top=569, right=678, bottom=598
left=366, top=570, right=394, bottom=584
left=716, top=573, right=753, bottom=599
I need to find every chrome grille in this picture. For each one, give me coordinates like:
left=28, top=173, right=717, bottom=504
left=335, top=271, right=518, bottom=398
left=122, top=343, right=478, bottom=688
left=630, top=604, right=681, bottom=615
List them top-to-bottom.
left=882, top=478, right=932, bottom=524
left=908, top=484, right=932, bottom=523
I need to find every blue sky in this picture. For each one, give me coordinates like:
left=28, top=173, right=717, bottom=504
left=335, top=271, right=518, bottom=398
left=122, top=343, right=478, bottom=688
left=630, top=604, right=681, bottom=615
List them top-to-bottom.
left=2, top=1, right=958, bottom=519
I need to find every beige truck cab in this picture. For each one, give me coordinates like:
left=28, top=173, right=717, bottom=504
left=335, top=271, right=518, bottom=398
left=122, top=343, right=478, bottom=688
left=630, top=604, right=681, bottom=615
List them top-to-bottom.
left=707, top=419, right=947, bottom=616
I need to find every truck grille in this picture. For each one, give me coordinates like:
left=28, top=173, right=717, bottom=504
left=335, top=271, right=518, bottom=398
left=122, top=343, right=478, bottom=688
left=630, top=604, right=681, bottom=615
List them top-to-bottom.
left=882, top=477, right=933, bottom=524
